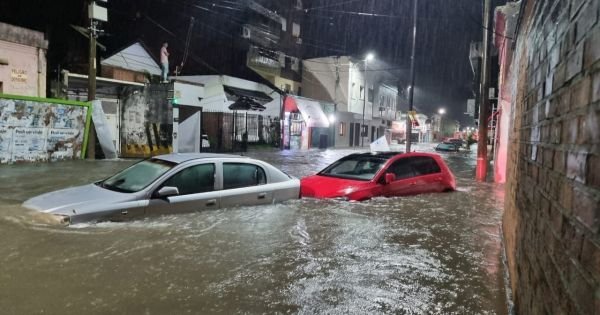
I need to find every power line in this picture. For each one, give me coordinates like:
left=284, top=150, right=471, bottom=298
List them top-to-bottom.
left=305, top=0, right=364, bottom=11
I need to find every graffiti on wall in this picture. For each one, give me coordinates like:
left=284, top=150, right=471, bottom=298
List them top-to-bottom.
left=121, top=84, right=172, bottom=157
left=0, top=97, right=88, bottom=163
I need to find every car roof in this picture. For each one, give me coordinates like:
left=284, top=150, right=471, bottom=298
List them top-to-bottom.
left=345, top=151, right=403, bottom=159
left=347, top=151, right=444, bottom=159
left=152, top=153, right=247, bottom=164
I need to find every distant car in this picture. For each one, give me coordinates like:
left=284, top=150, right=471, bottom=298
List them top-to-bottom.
left=445, top=138, right=464, bottom=147
left=435, top=142, right=460, bottom=152
left=301, top=152, right=456, bottom=201
left=23, top=153, right=300, bottom=225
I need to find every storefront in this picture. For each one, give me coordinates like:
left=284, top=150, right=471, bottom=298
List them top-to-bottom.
left=282, top=96, right=333, bottom=150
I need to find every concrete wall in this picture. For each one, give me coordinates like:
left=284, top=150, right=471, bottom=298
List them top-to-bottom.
left=503, top=0, right=600, bottom=313
left=120, top=84, right=172, bottom=157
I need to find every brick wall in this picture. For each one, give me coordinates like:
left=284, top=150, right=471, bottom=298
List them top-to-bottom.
left=503, top=0, right=600, bottom=314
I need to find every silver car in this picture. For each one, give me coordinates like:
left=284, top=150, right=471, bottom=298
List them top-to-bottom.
left=23, top=153, right=300, bottom=225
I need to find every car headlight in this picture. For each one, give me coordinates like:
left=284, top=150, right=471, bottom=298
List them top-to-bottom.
left=53, top=214, right=71, bottom=225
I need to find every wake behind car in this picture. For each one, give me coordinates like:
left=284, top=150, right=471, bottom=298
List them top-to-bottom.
left=301, top=152, right=456, bottom=201
left=23, top=153, right=300, bottom=224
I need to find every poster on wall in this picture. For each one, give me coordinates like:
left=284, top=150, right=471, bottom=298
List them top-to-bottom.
left=0, top=97, right=88, bottom=163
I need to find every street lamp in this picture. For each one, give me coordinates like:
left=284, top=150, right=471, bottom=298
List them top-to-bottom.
left=361, top=52, right=375, bottom=147
left=437, top=108, right=446, bottom=141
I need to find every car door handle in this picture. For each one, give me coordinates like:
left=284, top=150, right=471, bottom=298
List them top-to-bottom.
left=410, top=182, right=417, bottom=186
left=257, top=192, right=267, bottom=199
left=206, top=199, right=217, bottom=206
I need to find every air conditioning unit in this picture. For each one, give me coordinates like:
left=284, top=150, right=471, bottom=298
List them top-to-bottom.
left=242, top=26, right=251, bottom=39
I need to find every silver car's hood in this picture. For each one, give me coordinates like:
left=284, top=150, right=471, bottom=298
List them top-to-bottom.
left=23, top=184, right=138, bottom=215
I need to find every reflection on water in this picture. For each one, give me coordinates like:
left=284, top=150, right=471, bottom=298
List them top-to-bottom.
left=0, top=144, right=506, bottom=314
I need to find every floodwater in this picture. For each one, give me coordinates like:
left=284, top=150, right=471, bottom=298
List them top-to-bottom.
left=0, top=144, right=507, bottom=314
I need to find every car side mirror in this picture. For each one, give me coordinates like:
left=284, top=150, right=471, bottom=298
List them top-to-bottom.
left=384, top=173, right=396, bottom=184
left=156, top=186, right=179, bottom=198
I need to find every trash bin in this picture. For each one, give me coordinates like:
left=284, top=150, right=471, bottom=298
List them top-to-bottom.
left=319, top=134, right=328, bottom=149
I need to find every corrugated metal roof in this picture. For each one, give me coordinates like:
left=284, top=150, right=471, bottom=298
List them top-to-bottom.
left=101, top=42, right=161, bottom=76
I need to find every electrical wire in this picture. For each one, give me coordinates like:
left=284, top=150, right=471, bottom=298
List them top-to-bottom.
left=304, top=0, right=364, bottom=11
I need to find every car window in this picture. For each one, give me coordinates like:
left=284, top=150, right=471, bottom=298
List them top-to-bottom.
left=438, top=143, right=455, bottom=150
left=387, top=156, right=442, bottom=180
left=411, top=157, right=442, bottom=175
left=387, top=158, right=417, bottom=180
left=102, top=159, right=175, bottom=193
left=161, top=163, right=215, bottom=196
left=223, top=163, right=267, bottom=190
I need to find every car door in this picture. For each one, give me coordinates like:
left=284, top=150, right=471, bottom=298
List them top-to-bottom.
left=409, top=156, right=445, bottom=194
left=380, top=158, right=421, bottom=196
left=145, top=162, right=220, bottom=215
left=219, top=162, right=273, bottom=208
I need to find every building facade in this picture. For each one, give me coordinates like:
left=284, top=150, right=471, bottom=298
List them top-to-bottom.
left=500, top=0, right=600, bottom=313
left=0, top=22, right=48, bottom=97
left=302, top=56, right=400, bottom=148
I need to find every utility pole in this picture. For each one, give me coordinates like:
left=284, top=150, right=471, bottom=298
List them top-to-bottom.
left=85, top=0, right=107, bottom=159
left=405, top=0, right=418, bottom=153
left=476, top=0, right=492, bottom=181
left=87, top=1, right=99, bottom=159
left=361, top=58, right=368, bottom=147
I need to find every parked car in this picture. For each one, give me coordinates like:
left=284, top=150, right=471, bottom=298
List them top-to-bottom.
left=445, top=138, right=464, bottom=147
left=435, top=142, right=460, bottom=152
left=301, top=152, right=456, bottom=201
left=23, top=153, right=300, bottom=225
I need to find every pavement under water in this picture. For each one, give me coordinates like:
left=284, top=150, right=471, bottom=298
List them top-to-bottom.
left=0, top=144, right=507, bottom=314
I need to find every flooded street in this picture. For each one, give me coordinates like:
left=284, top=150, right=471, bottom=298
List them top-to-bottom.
left=0, top=144, right=507, bottom=314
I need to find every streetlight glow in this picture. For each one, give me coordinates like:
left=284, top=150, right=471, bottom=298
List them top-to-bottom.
left=365, top=52, right=375, bottom=61
left=438, top=108, right=446, bottom=115
left=328, top=114, right=336, bottom=123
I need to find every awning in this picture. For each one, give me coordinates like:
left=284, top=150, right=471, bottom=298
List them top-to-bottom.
left=223, top=86, right=273, bottom=104
left=228, top=96, right=267, bottom=111
left=294, top=97, right=330, bottom=128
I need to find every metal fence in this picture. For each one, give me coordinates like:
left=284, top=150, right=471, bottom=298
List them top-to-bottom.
left=201, top=110, right=280, bottom=153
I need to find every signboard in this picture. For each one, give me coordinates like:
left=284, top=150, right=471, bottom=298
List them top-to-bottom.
left=11, top=69, right=27, bottom=83
left=466, top=99, right=475, bottom=117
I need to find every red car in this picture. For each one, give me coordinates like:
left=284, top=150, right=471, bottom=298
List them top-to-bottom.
left=301, top=152, right=456, bottom=201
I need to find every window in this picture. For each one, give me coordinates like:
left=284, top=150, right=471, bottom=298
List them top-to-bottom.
left=292, top=23, right=301, bottom=37
left=359, top=85, right=365, bottom=100
left=368, top=88, right=374, bottom=102
left=339, top=122, right=345, bottom=136
left=361, top=124, right=368, bottom=137
left=319, top=156, right=386, bottom=180
left=411, top=156, right=442, bottom=175
left=387, top=157, right=441, bottom=180
left=102, top=159, right=175, bottom=193
left=387, top=159, right=416, bottom=180
left=161, top=163, right=215, bottom=195
left=223, top=163, right=267, bottom=189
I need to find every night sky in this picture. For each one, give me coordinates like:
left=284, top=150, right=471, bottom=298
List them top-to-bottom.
left=0, top=0, right=503, bottom=125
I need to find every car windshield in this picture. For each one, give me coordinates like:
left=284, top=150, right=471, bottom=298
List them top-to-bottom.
left=319, top=155, right=387, bottom=181
left=100, top=159, right=176, bottom=193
